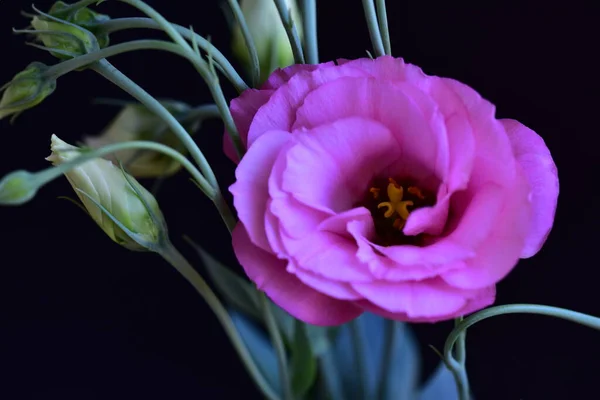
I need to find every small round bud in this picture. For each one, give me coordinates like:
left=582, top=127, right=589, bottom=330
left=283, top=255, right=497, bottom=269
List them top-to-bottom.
left=49, top=1, right=110, bottom=48
left=30, top=15, right=99, bottom=60
left=0, top=62, right=56, bottom=121
left=0, top=170, right=39, bottom=206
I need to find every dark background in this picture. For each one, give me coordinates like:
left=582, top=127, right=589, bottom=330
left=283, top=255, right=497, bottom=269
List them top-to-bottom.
left=0, top=1, right=597, bottom=399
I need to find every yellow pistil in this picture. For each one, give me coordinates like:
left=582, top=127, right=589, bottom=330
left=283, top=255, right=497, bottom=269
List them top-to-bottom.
left=376, top=180, right=414, bottom=230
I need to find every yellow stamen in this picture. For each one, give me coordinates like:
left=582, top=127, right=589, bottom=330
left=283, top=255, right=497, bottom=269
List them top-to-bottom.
left=375, top=180, right=419, bottom=230
left=408, top=186, right=425, bottom=200
left=369, top=187, right=380, bottom=199
left=377, top=202, right=394, bottom=218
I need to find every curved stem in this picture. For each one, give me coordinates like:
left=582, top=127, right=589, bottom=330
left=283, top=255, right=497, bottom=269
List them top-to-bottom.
left=113, top=0, right=245, bottom=159
left=226, top=0, right=260, bottom=87
left=274, top=0, right=305, bottom=64
left=302, top=0, right=318, bottom=64
left=362, top=0, right=385, bottom=57
left=375, top=0, right=391, bottom=55
left=97, top=17, right=248, bottom=92
left=44, top=39, right=193, bottom=78
left=91, top=60, right=219, bottom=189
left=34, top=140, right=214, bottom=197
left=213, top=190, right=237, bottom=234
left=158, top=243, right=279, bottom=400
left=260, top=294, right=293, bottom=400
left=444, top=304, right=600, bottom=400
left=350, top=319, right=367, bottom=400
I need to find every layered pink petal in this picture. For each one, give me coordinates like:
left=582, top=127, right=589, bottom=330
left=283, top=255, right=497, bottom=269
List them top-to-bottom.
left=261, top=62, right=334, bottom=89
left=247, top=65, right=369, bottom=147
left=293, top=77, right=448, bottom=185
left=224, top=89, right=274, bottom=163
left=283, top=117, right=401, bottom=213
left=502, top=119, right=559, bottom=258
left=229, top=130, right=291, bottom=252
left=441, top=167, right=532, bottom=289
left=232, top=224, right=363, bottom=326
left=292, top=267, right=363, bottom=300
left=351, top=277, right=492, bottom=318
left=356, top=285, right=495, bottom=322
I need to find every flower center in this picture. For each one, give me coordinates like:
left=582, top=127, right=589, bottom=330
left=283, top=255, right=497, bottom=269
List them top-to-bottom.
left=359, top=177, right=435, bottom=246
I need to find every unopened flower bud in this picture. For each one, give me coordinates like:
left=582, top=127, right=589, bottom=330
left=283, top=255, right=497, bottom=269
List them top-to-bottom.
left=232, top=0, right=302, bottom=83
left=48, top=1, right=111, bottom=48
left=30, top=14, right=99, bottom=59
left=0, top=62, right=56, bottom=121
left=84, top=101, right=200, bottom=179
left=47, top=135, right=167, bottom=251
left=0, top=171, right=39, bottom=206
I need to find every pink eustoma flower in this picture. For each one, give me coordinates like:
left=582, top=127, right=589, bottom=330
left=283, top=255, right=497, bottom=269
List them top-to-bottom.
left=224, top=56, right=559, bottom=326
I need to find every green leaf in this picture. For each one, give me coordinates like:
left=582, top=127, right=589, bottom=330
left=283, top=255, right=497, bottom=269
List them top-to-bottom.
left=183, top=236, right=262, bottom=321
left=229, top=310, right=281, bottom=394
left=327, top=313, right=421, bottom=399
left=290, top=320, right=318, bottom=398
left=417, top=363, right=459, bottom=400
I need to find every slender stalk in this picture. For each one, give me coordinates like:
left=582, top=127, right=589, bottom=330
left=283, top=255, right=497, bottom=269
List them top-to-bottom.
left=114, top=0, right=245, bottom=158
left=226, top=0, right=260, bottom=87
left=273, top=0, right=305, bottom=64
left=302, top=0, right=318, bottom=64
left=361, top=0, right=385, bottom=57
left=375, top=0, right=391, bottom=55
left=97, top=17, right=248, bottom=92
left=44, top=39, right=196, bottom=79
left=91, top=60, right=219, bottom=189
left=34, top=140, right=215, bottom=198
left=213, top=190, right=237, bottom=234
left=158, top=243, right=279, bottom=400
left=260, top=294, right=293, bottom=400
left=444, top=305, right=600, bottom=400
left=350, top=319, right=367, bottom=399
left=375, top=319, right=397, bottom=399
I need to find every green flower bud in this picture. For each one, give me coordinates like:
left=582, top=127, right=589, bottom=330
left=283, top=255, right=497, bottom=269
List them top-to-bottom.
left=232, top=0, right=303, bottom=83
left=48, top=1, right=110, bottom=48
left=30, top=14, right=99, bottom=60
left=0, top=62, right=56, bottom=121
left=84, top=101, right=200, bottom=179
left=47, top=135, right=167, bottom=251
left=0, top=171, right=39, bottom=206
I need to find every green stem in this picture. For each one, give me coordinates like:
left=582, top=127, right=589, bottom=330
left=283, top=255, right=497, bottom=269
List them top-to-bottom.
left=114, top=0, right=244, bottom=159
left=226, top=0, right=260, bottom=87
left=274, top=0, right=305, bottom=64
left=302, top=0, right=318, bottom=64
left=361, top=0, right=385, bottom=57
left=375, top=0, right=391, bottom=55
left=97, top=17, right=248, bottom=92
left=44, top=39, right=199, bottom=79
left=91, top=60, right=219, bottom=189
left=34, top=140, right=215, bottom=197
left=213, top=190, right=237, bottom=234
left=158, top=243, right=279, bottom=400
left=260, top=294, right=293, bottom=400
left=444, top=304, right=600, bottom=400
left=350, top=319, right=367, bottom=400
left=375, top=319, right=397, bottom=400
left=318, top=352, right=345, bottom=400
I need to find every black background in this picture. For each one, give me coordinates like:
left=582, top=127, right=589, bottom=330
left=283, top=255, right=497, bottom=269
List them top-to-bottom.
left=0, top=1, right=598, bottom=399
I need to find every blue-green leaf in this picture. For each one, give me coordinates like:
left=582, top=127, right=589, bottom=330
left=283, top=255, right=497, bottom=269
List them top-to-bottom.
left=184, top=237, right=262, bottom=320
left=230, top=310, right=281, bottom=394
left=327, top=313, right=421, bottom=400
left=290, top=319, right=318, bottom=398
left=417, top=363, right=459, bottom=400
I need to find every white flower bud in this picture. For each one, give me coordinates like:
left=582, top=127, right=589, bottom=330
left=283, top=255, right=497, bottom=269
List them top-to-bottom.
left=47, top=135, right=167, bottom=251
